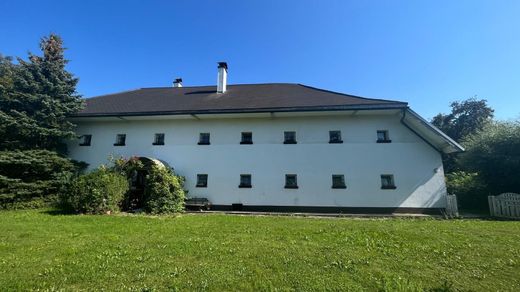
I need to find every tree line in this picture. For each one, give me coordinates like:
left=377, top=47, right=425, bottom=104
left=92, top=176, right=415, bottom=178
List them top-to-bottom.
left=432, top=98, right=520, bottom=210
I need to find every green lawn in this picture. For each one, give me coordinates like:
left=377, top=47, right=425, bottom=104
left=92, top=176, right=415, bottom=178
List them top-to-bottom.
left=0, top=210, right=519, bottom=291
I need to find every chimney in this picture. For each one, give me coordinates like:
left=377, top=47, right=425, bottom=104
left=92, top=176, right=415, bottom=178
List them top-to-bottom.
left=217, top=62, right=228, bottom=93
left=173, top=78, right=183, bottom=87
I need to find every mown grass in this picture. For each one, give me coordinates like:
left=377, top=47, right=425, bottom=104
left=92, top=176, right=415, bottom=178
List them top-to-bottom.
left=0, top=210, right=519, bottom=291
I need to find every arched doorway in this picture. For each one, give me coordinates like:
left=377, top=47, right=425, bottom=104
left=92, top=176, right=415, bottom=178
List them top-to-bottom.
left=125, top=157, right=169, bottom=210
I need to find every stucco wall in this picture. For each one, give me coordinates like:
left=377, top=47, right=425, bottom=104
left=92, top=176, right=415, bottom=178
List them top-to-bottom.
left=67, top=112, right=447, bottom=208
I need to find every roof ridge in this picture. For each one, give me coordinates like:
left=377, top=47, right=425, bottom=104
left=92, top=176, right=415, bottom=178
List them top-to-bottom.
left=139, top=82, right=298, bottom=90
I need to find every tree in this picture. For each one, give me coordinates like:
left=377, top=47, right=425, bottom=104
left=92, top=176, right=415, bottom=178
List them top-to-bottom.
left=0, top=34, right=84, bottom=153
left=0, top=35, right=85, bottom=209
left=0, top=55, right=15, bottom=97
left=431, top=98, right=494, bottom=143
left=431, top=98, right=494, bottom=172
left=457, top=121, right=520, bottom=197
left=0, top=150, right=78, bottom=208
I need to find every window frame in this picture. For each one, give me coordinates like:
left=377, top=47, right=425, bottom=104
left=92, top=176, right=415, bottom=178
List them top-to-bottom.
left=329, top=130, right=343, bottom=144
left=377, top=130, right=391, bottom=143
left=283, top=131, right=297, bottom=144
left=240, top=132, right=253, bottom=145
left=153, top=133, right=165, bottom=145
left=198, top=133, right=210, bottom=145
left=79, top=134, right=92, bottom=146
left=114, top=134, right=126, bottom=146
left=196, top=174, right=208, bottom=188
left=239, top=174, right=252, bottom=188
left=284, top=174, right=298, bottom=189
left=331, top=174, right=346, bottom=189
left=380, top=174, right=396, bottom=189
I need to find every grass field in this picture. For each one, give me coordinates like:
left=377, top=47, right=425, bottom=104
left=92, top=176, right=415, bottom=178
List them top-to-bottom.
left=0, top=210, right=519, bottom=291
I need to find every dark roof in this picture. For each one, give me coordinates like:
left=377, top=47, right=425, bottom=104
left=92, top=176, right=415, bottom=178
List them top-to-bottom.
left=76, top=83, right=407, bottom=117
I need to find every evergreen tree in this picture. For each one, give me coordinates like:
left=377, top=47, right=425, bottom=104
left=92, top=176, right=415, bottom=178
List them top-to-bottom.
left=0, top=34, right=84, bottom=153
left=0, top=35, right=85, bottom=208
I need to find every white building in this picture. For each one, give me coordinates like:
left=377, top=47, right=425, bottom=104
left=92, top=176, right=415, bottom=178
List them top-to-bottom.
left=68, top=62, right=463, bottom=214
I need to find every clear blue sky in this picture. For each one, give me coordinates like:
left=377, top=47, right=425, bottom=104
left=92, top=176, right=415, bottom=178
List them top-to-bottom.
left=1, top=0, right=519, bottom=120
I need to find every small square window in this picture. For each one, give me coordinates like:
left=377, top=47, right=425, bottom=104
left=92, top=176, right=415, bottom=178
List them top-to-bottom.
left=377, top=130, right=391, bottom=143
left=284, top=131, right=297, bottom=144
left=329, top=131, right=343, bottom=143
left=240, top=132, right=253, bottom=144
left=153, top=133, right=165, bottom=145
left=198, top=133, right=210, bottom=145
left=79, top=134, right=92, bottom=146
left=114, top=134, right=126, bottom=146
left=196, top=174, right=208, bottom=187
left=239, top=174, right=252, bottom=188
left=285, top=174, right=298, bottom=189
left=381, top=174, right=396, bottom=189
left=332, top=175, right=346, bottom=189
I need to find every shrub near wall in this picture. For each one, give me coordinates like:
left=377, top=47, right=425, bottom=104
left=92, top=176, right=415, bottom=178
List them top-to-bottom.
left=143, top=165, right=186, bottom=214
left=63, top=167, right=129, bottom=214
left=446, top=171, right=487, bottom=210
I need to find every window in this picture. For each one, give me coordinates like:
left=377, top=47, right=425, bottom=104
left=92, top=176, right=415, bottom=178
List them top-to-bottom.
left=377, top=130, right=391, bottom=143
left=284, top=131, right=297, bottom=144
left=329, top=131, right=343, bottom=143
left=240, top=132, right=253, bottom=144
left=153, top=133, right=165, bottom=145
left=198, top=133, right=210, bottom=145
left=79, top=134, right=92, bottom=146
left=114, top=134, right=126, bottom=146
left=196, top=174, right=208, bottom=187
left=239, top=174, right=252, bottom=188
left=285, top=174, right=298, bottom=189
left=381, top=174, right=396, bottom=189
left=332, top=175, right=346, bottom=189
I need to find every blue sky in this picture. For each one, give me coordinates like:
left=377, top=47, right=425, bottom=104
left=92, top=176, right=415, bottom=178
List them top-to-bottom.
left=1, top=0, right=519, bottom=120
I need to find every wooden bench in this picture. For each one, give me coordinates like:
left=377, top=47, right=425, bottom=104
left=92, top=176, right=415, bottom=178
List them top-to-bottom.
left=185, top=198, right=211, bottom=211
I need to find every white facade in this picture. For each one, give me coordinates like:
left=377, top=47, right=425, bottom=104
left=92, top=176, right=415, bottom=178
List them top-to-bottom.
left=68, top=109, right=448, bottom=211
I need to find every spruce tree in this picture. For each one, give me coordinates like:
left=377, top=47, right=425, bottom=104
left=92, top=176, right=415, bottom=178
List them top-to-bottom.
left=0, top=34, right=84, bottom=152
left=0, top=34, right=84, bottom=208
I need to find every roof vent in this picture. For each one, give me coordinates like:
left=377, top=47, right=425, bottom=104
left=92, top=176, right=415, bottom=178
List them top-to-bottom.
left=217, top=62, right=227, bottom=93
left=173, top=78, right=183, bottom=87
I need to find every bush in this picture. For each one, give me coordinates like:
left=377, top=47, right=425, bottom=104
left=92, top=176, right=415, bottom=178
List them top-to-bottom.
left=458, top=121, right=520, bottom=194
left=0, top=150, right=83, bottom=209
left=143, top=165, right=186, bottom=214
left=62, top=167, right=129, bottom=214
left=446, top=171, right=487, bottom=210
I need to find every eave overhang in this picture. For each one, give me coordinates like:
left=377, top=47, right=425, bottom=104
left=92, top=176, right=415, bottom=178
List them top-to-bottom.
left=71, top=103, right=407, bottom=119
left=401, top=108, right=464, bottom=154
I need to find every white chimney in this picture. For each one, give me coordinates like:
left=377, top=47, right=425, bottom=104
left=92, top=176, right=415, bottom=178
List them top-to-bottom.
left=217, top=62, right=227, bottom=93
left=173, top=78, right=183, bottom=87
